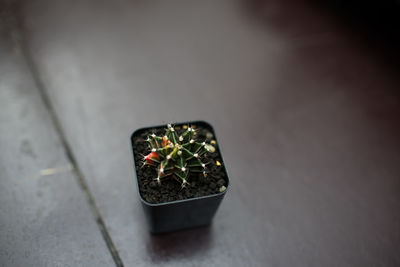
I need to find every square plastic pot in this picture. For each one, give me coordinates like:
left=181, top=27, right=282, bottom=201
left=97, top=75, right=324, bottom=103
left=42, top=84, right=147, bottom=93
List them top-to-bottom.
left=131, top=121, right=229, bottom=234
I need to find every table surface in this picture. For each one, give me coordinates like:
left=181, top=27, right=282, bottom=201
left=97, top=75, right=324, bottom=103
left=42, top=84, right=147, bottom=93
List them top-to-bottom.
left=1, top=1, right=399, bottom=266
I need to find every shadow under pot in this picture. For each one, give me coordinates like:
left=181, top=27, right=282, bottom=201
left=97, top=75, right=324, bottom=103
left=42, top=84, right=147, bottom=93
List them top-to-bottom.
left=131, top=121, right=229, bottom=234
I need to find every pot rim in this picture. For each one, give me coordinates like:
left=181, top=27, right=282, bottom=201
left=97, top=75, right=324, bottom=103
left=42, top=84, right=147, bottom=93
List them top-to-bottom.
left=131, top=120, right=230, bottom=207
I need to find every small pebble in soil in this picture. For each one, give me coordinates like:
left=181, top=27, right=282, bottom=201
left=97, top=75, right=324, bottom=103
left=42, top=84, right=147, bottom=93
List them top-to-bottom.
left=206, top=132, right=214, bottom=139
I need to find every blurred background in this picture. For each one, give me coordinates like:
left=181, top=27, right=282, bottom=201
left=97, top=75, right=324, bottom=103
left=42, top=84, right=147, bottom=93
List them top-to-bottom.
left=1, top=0, right=399, bottom=266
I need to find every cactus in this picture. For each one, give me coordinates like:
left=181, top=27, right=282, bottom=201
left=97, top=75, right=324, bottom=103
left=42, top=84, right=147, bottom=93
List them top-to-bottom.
left=143, top=124, right=215, bottom=188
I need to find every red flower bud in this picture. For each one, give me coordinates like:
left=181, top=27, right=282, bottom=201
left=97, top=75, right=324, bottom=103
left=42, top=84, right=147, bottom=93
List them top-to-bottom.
left=162, top=136, right=170, bottom=147
left=145, top=152, right=160, bottom=164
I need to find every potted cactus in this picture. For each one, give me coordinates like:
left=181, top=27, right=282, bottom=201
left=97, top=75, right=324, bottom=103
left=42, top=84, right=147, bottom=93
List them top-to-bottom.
left=131, top=121, right=229, bottom=233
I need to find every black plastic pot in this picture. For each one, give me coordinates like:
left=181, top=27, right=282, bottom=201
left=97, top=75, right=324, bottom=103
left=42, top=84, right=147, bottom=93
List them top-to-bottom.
left=131, top=121, right=229, bottom=234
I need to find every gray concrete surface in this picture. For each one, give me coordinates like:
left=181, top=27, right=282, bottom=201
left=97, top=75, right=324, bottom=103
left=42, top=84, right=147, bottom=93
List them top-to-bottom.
left=0, top=13, right=114, bottom=266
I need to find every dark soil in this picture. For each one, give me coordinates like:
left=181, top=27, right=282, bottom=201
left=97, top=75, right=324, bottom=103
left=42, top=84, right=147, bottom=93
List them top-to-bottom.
left=132, top=122, right=228, bottom=204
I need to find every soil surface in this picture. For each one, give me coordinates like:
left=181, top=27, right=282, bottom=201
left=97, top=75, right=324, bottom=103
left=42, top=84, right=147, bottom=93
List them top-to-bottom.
left=132, top=122, right=228, bottom=204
